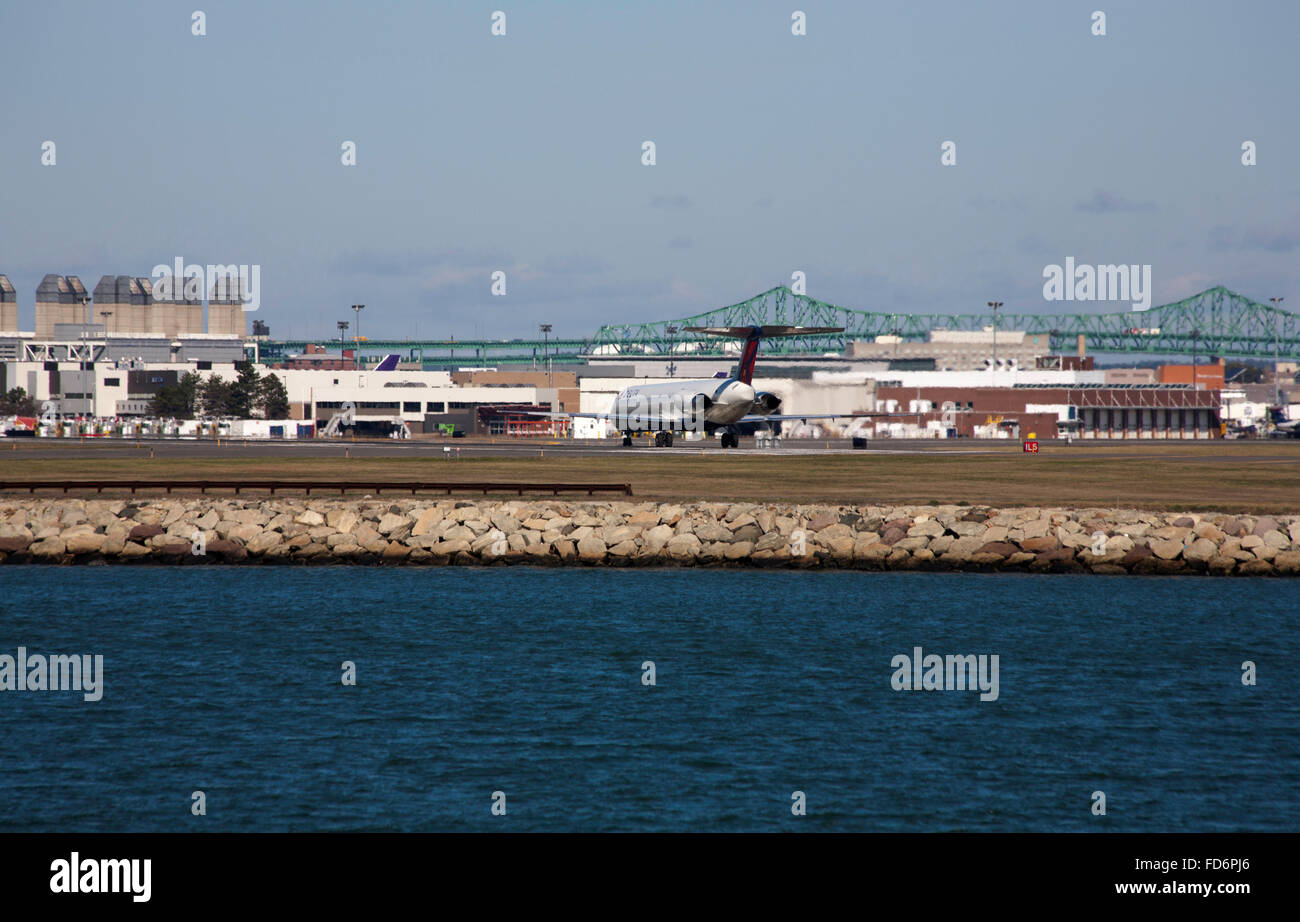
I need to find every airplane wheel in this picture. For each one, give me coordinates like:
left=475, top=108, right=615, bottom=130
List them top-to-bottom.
left=664, top=432, right=673, bottom=447
left=721, top=432, right=738, bottom=449
left=622, top=434, right=632, bottom=446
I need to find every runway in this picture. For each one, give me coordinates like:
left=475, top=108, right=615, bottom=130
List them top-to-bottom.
left=5, top=434, right=1081, bottom=457
left=3, top=435, right=1296, bottom=463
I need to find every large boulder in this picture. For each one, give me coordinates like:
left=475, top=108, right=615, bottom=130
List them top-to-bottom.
left=64, top=532, right=106, bottom=554
left=665, top=534, right=702, bottom=559
left=1021, top=536, right=1059, bottom=553
left=1183, top=537, right=1218, bottom=563
left=1149, top=539, right=1184, bottom=560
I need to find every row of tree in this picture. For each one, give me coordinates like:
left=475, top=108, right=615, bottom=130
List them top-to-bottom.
left=150, top=363, right=291, bottom=419
left=0, top=387, right=38, bottom=416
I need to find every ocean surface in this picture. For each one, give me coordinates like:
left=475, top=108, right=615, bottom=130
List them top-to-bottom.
left=0, top=566, right=1295, bottom=832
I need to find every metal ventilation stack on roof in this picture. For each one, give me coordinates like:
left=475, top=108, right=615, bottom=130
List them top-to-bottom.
left=149, top=273, right=202, bottom=339
left=35, top=274, right=86, bottom=339
left=0, top=275, right=16, bottom=331
left=92, top=275, right=119, bottom=332
left=102, top=275, right=142, bottom=336
left=132, top=276, right=156, bottom=335
left=208, top=276, right=248, bottom=336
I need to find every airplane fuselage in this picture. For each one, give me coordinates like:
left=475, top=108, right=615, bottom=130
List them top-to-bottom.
left=610, top=378, right=757, bottom=431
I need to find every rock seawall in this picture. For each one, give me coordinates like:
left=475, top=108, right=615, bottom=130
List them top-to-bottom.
left=1, top=498, right=1299, bottom=575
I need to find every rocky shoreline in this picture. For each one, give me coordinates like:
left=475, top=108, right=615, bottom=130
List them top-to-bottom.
left=1, top=497, right=1298, bottom=575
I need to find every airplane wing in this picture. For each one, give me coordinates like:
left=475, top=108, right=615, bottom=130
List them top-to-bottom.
left=512, top=409, right=609, bottom=419
left=741, top=411, right=965, bottom=423
left=737, top=413, right=848, bottom=423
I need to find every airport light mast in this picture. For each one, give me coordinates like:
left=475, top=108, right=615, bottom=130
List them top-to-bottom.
left=78, top=294, right=92, bottom=368
left=1270, top=297, right=1285, bottom=409
left=987, top=301, right=1004, bottom=374
left=352, top=304, right=364, bottom=368
left=337, top=320, right=349, bottom=350
left=540, top=323, right=552, bottom=387
left=666, top=325, right=677, bottom=377
left=1191, top=328, right=1200, bottom=391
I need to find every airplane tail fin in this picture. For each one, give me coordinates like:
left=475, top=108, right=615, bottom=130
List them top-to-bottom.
left=682, top=325, right=844, bottom=385
left=371, top=354, right=400, bottom=371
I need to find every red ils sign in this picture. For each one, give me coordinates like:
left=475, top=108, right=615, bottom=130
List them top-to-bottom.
left=1023, top=440, right=1040, bottom=453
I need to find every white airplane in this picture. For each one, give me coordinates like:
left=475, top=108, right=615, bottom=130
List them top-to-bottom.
left=530, top=325, right=851, bottom=447
left=1268, top=407, right=1299, bottom=438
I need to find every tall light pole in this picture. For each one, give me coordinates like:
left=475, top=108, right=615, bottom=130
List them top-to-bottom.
left=79, top=295, right=92, bottom=367
left=1270, top=297, right=1285, bottom=408
left=987, top=301, right=1004, bottom=374
left=351, top=304, right=364, bottom=368
left=337, top=320, right=349, bottom=350
left=540, top=323, right=552, bottom=387
left=666, top=325, right=677, bottom=377
left=1191, top=328, right=1200, bottom=391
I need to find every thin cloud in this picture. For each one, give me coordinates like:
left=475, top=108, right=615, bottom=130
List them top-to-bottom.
left=1075, top=190, right=1158, bottom=214
left=649, top=193, right=692, bottom=208
left=1208, top=224, right=1299, bottom=254
left=331, top=247, right=511, bottom=277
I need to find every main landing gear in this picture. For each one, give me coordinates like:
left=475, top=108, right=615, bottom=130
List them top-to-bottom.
left=623, top=430, right=675, bottom=447
left=719, top=431, right=739, bottom=449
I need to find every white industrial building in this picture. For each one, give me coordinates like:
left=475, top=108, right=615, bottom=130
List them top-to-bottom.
left=268, top=367, right=555, bottom=432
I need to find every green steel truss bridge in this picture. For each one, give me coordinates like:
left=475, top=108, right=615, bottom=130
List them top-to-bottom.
left=594, top=285, right=1299, bottom=360
left=258, top=286, right=1298, bottom=367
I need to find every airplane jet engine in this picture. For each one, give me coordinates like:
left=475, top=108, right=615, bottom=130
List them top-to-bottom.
left=751, top=392, right=782, bottom=415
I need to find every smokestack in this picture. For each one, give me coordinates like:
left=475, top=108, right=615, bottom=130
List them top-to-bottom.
left=1076, top=334, right=1087, bottom=359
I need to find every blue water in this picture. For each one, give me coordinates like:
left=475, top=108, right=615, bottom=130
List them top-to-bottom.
left=0, top=566, right=1295, bottom=832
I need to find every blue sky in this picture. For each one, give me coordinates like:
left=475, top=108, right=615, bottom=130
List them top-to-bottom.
left=2, top=0, right=1297, bottom=340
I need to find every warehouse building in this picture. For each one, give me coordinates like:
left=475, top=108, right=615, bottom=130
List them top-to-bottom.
left=847, top=329, right=1055, bottom=371
left=263, top=367, right=554, bottom=434
left=870, top=384, right=1222, bottom=439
